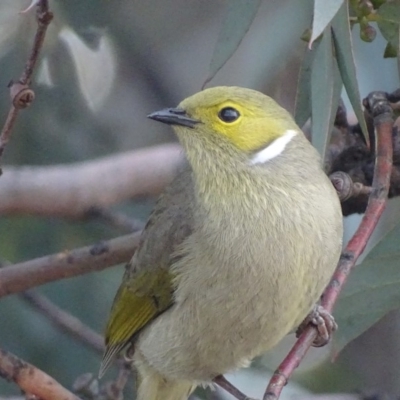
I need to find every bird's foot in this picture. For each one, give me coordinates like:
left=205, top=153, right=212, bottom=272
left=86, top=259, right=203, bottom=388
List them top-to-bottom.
left=296, top=305, right=337, bottom=347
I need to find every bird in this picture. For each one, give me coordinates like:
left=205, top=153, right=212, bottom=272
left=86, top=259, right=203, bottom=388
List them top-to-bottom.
left=99, top=86, right=343, bottom=400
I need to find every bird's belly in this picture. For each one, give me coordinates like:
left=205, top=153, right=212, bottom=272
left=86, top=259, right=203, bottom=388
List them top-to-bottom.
left=135, top=256, right=328, bottom=382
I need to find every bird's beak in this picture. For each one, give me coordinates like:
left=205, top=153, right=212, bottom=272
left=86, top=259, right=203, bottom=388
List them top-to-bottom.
left=148, top=108, right=200, bottom=128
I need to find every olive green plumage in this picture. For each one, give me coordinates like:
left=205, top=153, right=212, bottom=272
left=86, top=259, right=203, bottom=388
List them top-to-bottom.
left=100, top=86, right=343, bottom=400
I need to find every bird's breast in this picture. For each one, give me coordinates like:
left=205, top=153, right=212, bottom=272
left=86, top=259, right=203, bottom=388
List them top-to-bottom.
left=136, top=165, right=342, bottom=381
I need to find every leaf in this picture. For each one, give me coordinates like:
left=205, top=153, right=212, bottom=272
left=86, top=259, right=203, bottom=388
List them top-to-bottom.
left=203, top=0, right=261, bottom=87
left=309, top=0, right=344, bottom=48
left=377, top=0, right=400, bottom=56
left=0, top=2, right=25, bottom=59
left=332, top=2, right=369, bottom=146
left=58, top=27, right=116, bottom=111
left=310, top=29, right=342, bottom=161
left=383, top=41, right=398, bottom=58
left=294, top=46, right=314, bottom=128
left=329, top=62, right=343, bottom=144
left=334, top=199, right=400, bottom=352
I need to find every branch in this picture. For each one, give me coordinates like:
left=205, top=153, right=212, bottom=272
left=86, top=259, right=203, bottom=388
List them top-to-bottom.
left=0, top=1, right=53, bottom=164
left=263, top=92, right=394, bottom=400
left=326, top=93, right=400, bottom=216
left=0, top=144, right=182, bottom=217
left=329, top=171, right=372, bottom=202
left=85, top=207, right=145, bottom=233
left=0, top=232, right=141, bottom=298
left=20, top=290, right=104, bottom=354
left=0, top=348, right=81, bottom=400
left=101, top=361, right=132, bottom=400
left=213, top=375, right=250, bottom=400
left=293, top=396, right=361, bottom=400
left=0, top=397, right=25, bottom=400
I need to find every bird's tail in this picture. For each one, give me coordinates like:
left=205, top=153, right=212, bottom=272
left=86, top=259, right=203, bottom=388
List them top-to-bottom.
left=135, top=355, right=195, bottom=400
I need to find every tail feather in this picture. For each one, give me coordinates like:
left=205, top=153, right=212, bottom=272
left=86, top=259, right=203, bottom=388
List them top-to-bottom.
left=99, top=342, right=126, bottom=379
left=135, top=355, right=195, bottom=400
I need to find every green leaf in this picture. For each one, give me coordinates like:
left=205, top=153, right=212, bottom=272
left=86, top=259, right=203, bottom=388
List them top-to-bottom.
left=203, top=0, right=261, bottom=87
left=309, top=0, right=345, bottom=48
left=371, top=0, right=386, bottom=8
left=377, top=0, right=400, bottom=54
left=378, top=0, right=400, bottom=81
left=332, top=2, right=369, bottom=146
left=310, top=29, right=342, bottom=161
left=384, top=41, right=398, bottom=58
left=294, top=46, right=314, bottom=128
left=328, top=62, right=343, bottom=146
left=334, top=200, right=400, bottom=352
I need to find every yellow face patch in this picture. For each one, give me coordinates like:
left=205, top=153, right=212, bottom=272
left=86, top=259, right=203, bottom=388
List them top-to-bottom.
left=178, top=87, right=297, bottom=153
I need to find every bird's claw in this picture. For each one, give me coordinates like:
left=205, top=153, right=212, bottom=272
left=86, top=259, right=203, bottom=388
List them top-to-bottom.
left=296, top=305, right=337, bottom=347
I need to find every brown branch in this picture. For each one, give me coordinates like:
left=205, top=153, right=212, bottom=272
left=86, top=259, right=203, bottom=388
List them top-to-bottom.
left=0, top=1, right=53, bottom=163
left=19, top=1, right=53, bottom=85
left=326, top=91, right=400, bottom=216
left=263, top=92, right=393, bottom=400
left=0, top=144, right=182, bottom=217
left=330, top=171, right=372, bottom=202
left=85, top=207, right=145, bottom=233
left=0, top=232, right=140, bottom=298
left=20, top=290, right=104, bottom=354
left=0, top=348, right=81, bottom=400
left=72, top=361, right=131, bottom=400
left=102, top=361, right=132, bottom=400
left=111, top=362, right=131, bottom=399
left=72, top=373, right=100, bottom=399
left=213, top=375, right=250, bottom=400
left=293, top=396, right=361, bottom=400
left=0, top=397, right=25, bottom=400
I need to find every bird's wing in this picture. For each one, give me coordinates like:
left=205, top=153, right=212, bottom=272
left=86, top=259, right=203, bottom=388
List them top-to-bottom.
left=100, top=165, right=194, bottom=377
left=100, top=267, right=174, bottom=376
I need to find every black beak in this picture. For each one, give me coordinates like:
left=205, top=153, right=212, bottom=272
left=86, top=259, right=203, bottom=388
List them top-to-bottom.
left=147, top=108, right=200, bottom=128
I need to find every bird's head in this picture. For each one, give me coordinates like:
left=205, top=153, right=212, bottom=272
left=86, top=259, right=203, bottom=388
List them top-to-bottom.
left=148, top=87, right=300, bottom=164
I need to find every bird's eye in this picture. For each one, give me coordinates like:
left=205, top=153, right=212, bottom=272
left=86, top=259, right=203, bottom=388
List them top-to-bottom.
left=218, top=107, right=240, bottom=123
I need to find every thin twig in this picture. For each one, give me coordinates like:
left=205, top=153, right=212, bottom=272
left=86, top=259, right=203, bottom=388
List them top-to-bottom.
left=0, top=1, right=53, bottom=163
left=20, top=1, right=52, bottom=85
left=263, top=92, right=393, bottom=400
left=86, top=207, right=145, bottom=233
left=0, top=232, right=141, bottom=298
left=0, top=259, right=104, bottom=355
left=20, top=290, right=104, bottom=354
left=0, top=348, right=81, bottom=400
left=103, top=361, right=132, bottom=400
left=72, top=373, right=100, bottom=399
left=213, top=375, right=251, bottom=400
left=0, top=397, right=25, bottom=400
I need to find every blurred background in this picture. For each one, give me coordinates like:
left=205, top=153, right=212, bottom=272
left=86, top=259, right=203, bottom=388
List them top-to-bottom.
left=0, top=0, right=399, bottom=398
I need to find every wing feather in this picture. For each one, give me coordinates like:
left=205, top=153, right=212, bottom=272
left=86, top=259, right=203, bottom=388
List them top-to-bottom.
left=100, top=166, right=194, bottom=376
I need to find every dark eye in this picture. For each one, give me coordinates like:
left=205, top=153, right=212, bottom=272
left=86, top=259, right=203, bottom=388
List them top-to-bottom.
left=218, top=107, right=240, bottom=123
